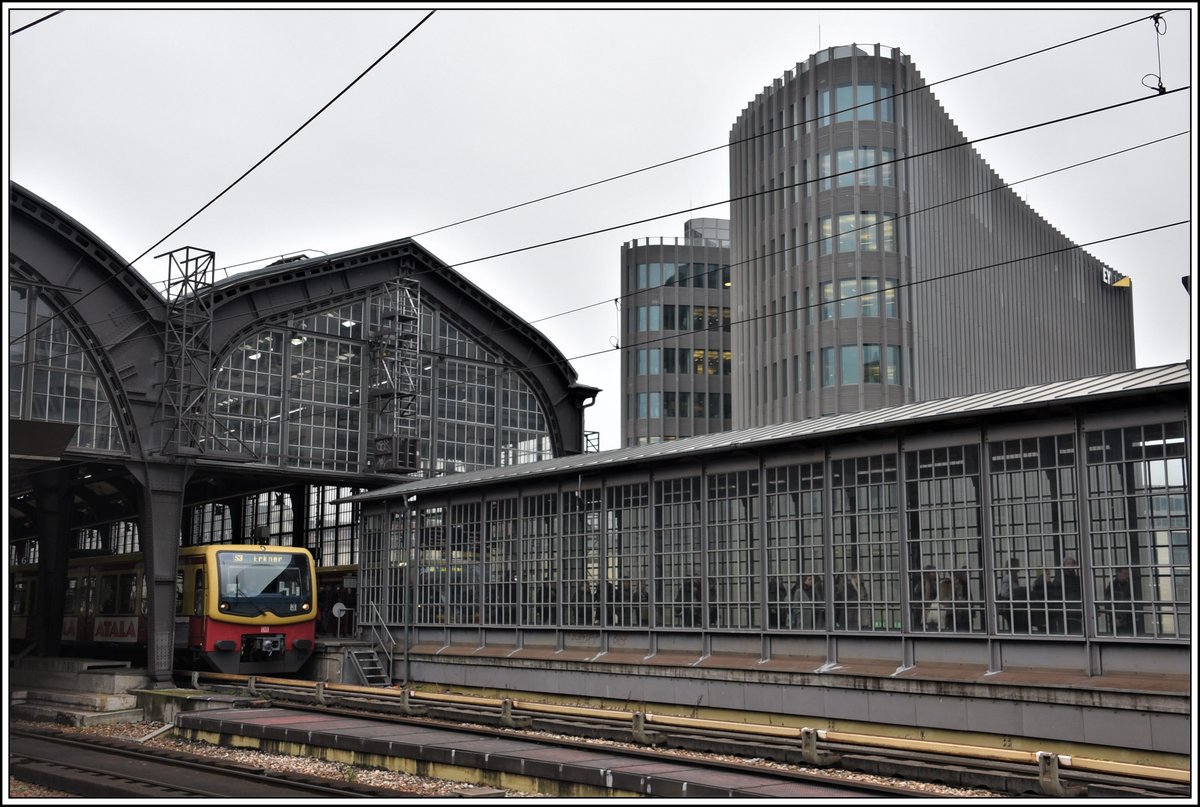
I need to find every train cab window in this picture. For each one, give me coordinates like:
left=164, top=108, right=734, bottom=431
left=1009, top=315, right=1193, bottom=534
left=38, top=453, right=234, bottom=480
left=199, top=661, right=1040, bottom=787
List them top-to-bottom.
left=214, top=550, right=312, bottom=617
left=176, top=569, right=185, bottom=615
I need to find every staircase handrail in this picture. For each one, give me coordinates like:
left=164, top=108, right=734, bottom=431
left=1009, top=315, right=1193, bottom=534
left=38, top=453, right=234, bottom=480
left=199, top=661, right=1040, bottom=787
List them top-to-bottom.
left=365, top=600, right=396, bottom=678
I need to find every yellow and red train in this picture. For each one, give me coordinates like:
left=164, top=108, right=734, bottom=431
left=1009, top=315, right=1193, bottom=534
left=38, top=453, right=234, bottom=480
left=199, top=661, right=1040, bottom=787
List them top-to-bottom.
left=10, top=544, right=317, bottom=675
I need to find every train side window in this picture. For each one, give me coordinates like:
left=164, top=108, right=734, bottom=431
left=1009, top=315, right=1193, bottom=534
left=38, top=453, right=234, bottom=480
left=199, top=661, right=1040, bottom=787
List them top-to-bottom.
left=176, top=569, right=185, bottom=615
left=194, top=570, right=206, bottom=615
left=117, top=573, right=138, bottom=614
left=98, top=575, right=119, bottom=615
left=81, top=576, right=96, bottom=615
left=64, top=578, right=77, bottom=614
left=12, top=579, right=28, bottom=615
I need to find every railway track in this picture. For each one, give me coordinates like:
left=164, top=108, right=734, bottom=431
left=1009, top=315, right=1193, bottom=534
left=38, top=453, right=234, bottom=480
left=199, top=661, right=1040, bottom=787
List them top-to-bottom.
left=196, top=673, right=1190, bottom=799
left=9, top=726, right=422, bottom=798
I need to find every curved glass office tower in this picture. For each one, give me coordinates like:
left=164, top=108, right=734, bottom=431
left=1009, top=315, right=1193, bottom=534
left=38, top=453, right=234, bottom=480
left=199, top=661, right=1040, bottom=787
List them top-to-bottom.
left=729, top=44, right=1134, bottom=428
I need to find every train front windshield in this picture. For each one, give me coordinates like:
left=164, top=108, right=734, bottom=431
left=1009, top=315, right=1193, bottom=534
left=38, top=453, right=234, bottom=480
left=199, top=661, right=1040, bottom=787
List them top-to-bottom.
left=215, top=550, right=312, bottom=618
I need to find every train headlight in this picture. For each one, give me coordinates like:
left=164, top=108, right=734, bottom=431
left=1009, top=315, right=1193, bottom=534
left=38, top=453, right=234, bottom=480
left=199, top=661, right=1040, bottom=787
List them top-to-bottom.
left=219, top=601, right=230, bottom=611
left=301, top=602, right=310, bottom=611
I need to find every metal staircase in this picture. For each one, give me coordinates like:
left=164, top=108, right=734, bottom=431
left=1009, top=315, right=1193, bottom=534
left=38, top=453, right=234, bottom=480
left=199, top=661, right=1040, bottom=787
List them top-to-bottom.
left=346, top=646, right=391, bottom=687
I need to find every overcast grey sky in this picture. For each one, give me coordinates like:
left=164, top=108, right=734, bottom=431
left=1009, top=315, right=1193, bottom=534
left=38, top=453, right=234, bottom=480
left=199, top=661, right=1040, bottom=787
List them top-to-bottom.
left=5, top=3, right=1195, bottom=449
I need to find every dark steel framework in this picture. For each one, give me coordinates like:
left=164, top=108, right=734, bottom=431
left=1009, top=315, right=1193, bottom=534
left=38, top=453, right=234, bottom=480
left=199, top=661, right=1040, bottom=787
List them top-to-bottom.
left=8, top=180, right=598, bottom=686
left=351, top=367, right=1190, bottom=754
left=358, top=367, right=1190, bottom=679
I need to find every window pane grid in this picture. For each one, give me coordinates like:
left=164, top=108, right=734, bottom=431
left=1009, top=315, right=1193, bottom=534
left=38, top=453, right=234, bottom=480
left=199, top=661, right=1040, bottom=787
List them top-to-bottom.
left=833, top=455, right=899, bottom=631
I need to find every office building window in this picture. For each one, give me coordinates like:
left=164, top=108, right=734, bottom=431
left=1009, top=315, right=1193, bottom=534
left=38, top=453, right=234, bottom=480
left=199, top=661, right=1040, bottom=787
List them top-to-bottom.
left=835, top=84, right=854, bottom=122
left=858, top=147, right=877, bottom=185
left=882, top=148, right=896, bottom=186
left=836, top=149, right=855, bottom=187
left=860, top=212, right=879, bottom=251
left=882, top=213, right=898, bottom=252
left=837, top=214, right=857, bottom=253
left=861, top=278, right=880, bottom=317
left=885, top=278, right=899, bottom=317
left=839, top=279, right=858, bottom=319
left=820, top=281, right=835, bottom=320
left=637, top=305, right=661, bottom=332
left=863, top=344, right=882, bottom=383
left=840, top=345, right=861, bottom=385
left=886, top=345, right=901, bottom=384
left=821, top=348, right=835, bottom=387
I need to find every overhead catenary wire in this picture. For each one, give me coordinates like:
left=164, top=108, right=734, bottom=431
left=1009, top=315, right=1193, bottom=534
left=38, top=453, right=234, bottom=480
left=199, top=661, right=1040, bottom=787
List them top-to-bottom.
left=8, top=8, right=1176, bottom=347
left=400, top=8, right=1166, bottom=243
left=6, top=9, right=437, bottom=348
left=8, top=10, right=63, bottom=36
left=7, top=20, right=1189, bottom=435
left=11, top=121, right=1186, bottom=375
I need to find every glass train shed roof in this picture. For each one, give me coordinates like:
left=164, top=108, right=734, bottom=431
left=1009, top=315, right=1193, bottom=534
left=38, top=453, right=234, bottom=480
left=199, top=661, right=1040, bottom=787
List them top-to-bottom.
left=350, top=362, right=1190, bottom=502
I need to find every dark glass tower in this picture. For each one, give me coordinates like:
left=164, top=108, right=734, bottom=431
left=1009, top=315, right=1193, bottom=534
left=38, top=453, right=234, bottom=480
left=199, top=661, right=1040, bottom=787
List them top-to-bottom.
left=620, top=219, right=731, bottom=446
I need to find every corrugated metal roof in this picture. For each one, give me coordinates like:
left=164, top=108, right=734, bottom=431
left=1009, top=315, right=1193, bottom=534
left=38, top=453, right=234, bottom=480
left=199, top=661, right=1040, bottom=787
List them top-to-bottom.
left=350, top=363, right=1190, bottom=502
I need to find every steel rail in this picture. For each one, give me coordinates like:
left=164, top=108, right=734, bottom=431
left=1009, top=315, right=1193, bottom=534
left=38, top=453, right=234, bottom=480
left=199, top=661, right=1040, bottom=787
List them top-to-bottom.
left=192, top=671, right=1189, bottom=790
left=9, top=727, right=402, bottom=798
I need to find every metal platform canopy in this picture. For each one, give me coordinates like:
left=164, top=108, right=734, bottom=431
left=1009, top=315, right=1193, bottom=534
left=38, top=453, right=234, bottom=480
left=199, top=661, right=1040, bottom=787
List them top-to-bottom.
left=156, top=246, right=216, bottom=455
left=367, top=276, right=421, bottom=475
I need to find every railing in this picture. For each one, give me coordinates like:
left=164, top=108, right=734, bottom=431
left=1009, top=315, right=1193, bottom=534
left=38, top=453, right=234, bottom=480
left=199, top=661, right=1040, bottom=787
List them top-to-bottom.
left=365, top=600, right=396, bottom=678
left=345, top=648, right=370, bottom=687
